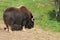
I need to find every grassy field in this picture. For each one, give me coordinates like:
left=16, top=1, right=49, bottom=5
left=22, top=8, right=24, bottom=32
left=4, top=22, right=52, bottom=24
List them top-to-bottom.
left=0, top=0, right=60, bottom=32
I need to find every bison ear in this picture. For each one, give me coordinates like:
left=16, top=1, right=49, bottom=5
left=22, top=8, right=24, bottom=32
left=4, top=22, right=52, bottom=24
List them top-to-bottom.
left=31, top=18, right=35, bottom=22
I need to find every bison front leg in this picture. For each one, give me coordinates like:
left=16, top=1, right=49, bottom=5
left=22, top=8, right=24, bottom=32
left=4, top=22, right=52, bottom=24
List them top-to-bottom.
left=22, top=21, right=26, bottom=31
left=23, top=26, right=26, bottom=31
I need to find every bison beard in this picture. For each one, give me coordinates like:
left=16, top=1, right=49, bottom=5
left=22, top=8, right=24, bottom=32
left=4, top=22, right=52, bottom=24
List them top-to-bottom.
left=3, top=6, right=34, bottom=32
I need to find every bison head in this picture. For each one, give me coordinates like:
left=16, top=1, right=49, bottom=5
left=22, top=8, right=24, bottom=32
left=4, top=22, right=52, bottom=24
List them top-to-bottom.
left=25, top=14, right=35, bottom=29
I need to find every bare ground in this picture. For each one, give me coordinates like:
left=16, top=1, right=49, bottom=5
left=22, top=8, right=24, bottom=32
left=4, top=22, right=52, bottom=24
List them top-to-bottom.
left=0, top=20, right=60, bottom=40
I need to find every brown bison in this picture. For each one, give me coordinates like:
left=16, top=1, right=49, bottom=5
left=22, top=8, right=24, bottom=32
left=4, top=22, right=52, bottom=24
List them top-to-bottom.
left=3, top=6, right=34, bottom=32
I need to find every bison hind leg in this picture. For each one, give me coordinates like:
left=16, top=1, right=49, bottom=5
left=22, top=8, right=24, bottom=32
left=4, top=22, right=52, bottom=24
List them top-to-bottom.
left=4, top=24, right=9, bottom=31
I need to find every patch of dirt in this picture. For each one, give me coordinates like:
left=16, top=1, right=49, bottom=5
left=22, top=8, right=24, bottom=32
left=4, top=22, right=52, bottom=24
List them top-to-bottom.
left=0, top=20, right=60, bottom=40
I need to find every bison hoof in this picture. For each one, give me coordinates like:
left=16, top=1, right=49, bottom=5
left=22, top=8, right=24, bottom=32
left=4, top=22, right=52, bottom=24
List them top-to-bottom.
left=4, top=27, right=9, bottom=31
left=4, top=27, right=6, bottom=30
left=6, top=29, right=9, bottom=31
left=22, top=29, right=26, bottom=31
left=9, top=30, right=12, bottom=33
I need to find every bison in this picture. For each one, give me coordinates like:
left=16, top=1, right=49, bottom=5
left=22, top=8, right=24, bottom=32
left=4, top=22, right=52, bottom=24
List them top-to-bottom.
left=3, top=6, right=34, bottom=32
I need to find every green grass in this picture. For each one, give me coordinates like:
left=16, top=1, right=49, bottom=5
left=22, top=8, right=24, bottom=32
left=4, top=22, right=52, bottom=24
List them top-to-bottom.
left=0, top=0, right=60, bottom=32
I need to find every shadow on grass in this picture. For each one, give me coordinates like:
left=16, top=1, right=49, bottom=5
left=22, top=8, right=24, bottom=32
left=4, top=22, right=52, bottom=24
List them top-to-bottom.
left=48, top=10, right=60, bottom=22
left=48, top=10, right=56, bottom=20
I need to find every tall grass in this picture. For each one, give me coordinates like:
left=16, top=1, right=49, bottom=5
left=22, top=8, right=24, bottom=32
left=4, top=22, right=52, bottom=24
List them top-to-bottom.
left=0, top=0, right=60, bottom=32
